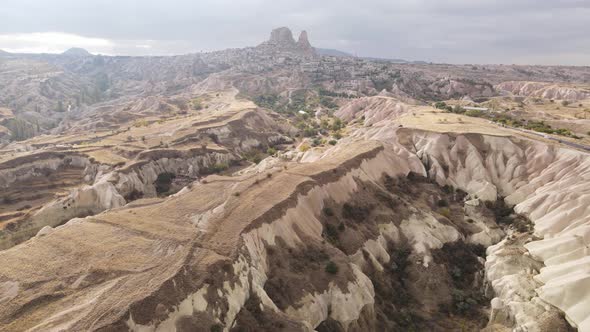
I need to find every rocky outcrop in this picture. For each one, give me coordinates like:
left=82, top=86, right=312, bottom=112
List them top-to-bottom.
left=257, top=27, right=316, bottom=56
left=269, top=27, right=296, bottom=46
left=297, top=31, right=314, bottom=55
left=496, top=81, right=590, bottom=101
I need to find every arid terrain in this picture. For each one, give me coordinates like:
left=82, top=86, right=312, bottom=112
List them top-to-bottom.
left=0, top=27, right=589, bottom=332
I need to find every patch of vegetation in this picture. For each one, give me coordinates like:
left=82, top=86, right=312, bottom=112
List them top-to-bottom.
left=371, top=77, right=395, bottom=92
left=318, top=89, right=355, bottom=99
left=253, top=94, right=280, bottom=109
left=319, top=96, right=338, bottom=109
left=191, top=97, right=205, bottom=110
left=434, top=101, right=453, bottom=112
left=464, top=109, right=484, bottom=117
left=462, top=111, right=581, bottom=139
left=3, top=118, right=41, bottom=141
left=331, top=118, right=344, bottom=131
left=134, top=119, right=149, bottom=127
left=299, top=143, right=311, bottom=152
left=243, top=150, right=264, bottom=164
left=208, top=162, right=229, bottom=174
left=154, top=172, right=176, bottom=194
left=124, top=189, right=143, bottom=201
left=375, top=189, right=398, bottom=209
left=484, top=199, right=514, bottom=225
left=342, top=202, right=371, bottom=222
left=322, top=207, right=334, bottom=217
left=438, top=207, right=451, bottom=219
left=323, top=223, right=340, bottom=245
left=434, top=242, right=487, bottom=317
left=325, top=261, right=339, bottom=274
left=210, top=324, right=223, bottom=332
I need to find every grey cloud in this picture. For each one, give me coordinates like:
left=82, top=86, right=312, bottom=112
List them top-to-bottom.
left=0, top=0, right=588, bottom=65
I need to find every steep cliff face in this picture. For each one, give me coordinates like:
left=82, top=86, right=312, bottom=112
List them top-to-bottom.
left=346, top=126, right=590, bottom=331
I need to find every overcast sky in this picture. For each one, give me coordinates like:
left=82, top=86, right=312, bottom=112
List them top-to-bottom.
left=0, top=0, right=588, bottom=65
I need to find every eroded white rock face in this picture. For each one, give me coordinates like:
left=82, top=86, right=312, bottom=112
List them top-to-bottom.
left=496, top=81, right=590, bottom=101
left=335, top=96, right=410, bottom=126
left=344, top=126, right=590, bottom=331
left=128, top=145, right=426, bottom=331
left=114, top=152, right=234, bottom=198
left=401, top=213, right=461, bottom=267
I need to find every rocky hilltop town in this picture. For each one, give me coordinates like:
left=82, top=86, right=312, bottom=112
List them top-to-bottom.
left=0, top=27, right=589, bottom=332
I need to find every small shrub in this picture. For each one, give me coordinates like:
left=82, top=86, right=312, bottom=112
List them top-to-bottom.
left=465, top=109, right=484, bottom=117
left=134, top=120, right=149, bottom=127
left=328, top=140, right=337, bottom=145
left=299, top=143, right=311, bottom=152
left=266, top=147, right=277, bottom=155
left=243, top=150, right=263, bottom=164
left=209, top=162, right=229, bottom=174
left=154, top=172, right=176, bottom=194
left=442, top=185, right=453, bottom=194
left=125, top=189, right=143, bottom=201
left=437, top=199, right=449, bottom=207
left=485, top=200, right=514, bottom=225
left=342, top=203, right=370, bottom=222
left=322, top=207, right=334, bottom=216
left=438, top=207, right=451, bottom=219
left=324, top=224, right=339, bottom=241
left=325, top=261, right=339, bottom=274
left=210, top=324, right=223, bottom=332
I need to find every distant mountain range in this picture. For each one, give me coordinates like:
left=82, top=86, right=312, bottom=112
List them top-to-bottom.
left=62, top=47, right=92, bottom=57
left=315, top=47, right=429, bottom=64
left=314, top=48, right=353, bottom=57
